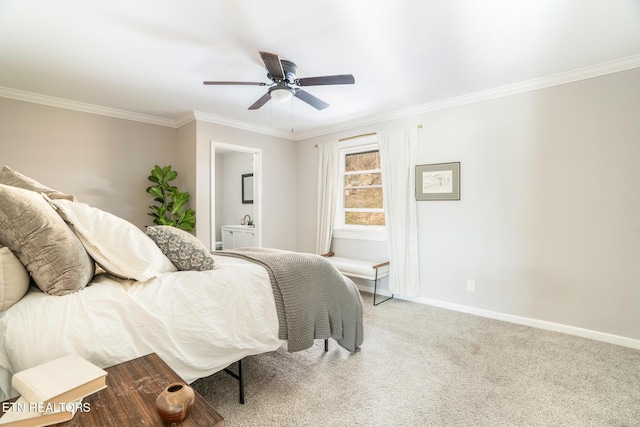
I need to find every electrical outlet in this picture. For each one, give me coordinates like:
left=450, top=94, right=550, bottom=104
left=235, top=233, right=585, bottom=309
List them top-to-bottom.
left=467, top=280, right=476, bottom=292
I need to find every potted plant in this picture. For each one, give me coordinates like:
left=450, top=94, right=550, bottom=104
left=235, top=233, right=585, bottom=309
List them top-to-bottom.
left=146, top=165, right=196, bottom=231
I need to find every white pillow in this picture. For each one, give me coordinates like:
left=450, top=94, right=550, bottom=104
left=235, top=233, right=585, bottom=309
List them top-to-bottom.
left=48, top=198, right=177, bottom=282
left=0, top=247, right=30, bottom=312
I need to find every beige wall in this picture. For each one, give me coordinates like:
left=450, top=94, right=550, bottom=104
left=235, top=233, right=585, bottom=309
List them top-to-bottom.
left=1, top=67, right=638, bottom=343
left=296, top=68, right=640, bottom=341
left=0, top=97, right=299, bottom=253
left=0, top=98, right=178, bottom=229
left=175, top=119, right=197, bottom=219
left=194, top=120, right=297, bottom=251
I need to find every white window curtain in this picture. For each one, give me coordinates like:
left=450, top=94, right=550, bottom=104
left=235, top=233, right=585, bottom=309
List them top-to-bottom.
left=378, top=128, right=420, bottom=297
left=315, top=140, right=339, bottom=254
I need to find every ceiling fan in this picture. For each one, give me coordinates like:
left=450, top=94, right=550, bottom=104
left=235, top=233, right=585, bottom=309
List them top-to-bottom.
left=203, top=51, right=355, bottom=111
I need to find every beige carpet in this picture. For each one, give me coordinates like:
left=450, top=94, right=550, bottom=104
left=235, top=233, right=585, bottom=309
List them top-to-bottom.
left=192, top=292, right=640, bottom=426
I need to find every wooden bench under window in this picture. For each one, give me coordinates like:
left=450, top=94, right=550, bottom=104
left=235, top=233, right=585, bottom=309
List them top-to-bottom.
left=321, top=252, right=393, bottom=305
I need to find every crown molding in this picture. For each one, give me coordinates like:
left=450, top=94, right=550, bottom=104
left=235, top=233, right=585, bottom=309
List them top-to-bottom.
left=2, top=54, right=638, bottom=138
left=293, top=54, right=640, bottom=140
left=0, top=86, right=176, bottom=127
left=190, top=110, right=296, bottom=140
left=174, top=111, right=196, bottom=128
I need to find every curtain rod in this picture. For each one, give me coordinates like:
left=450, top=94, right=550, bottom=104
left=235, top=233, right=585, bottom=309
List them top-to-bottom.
left=315, top=124, right=422, bottom=147
left=339, top=132, right=376, bottom=142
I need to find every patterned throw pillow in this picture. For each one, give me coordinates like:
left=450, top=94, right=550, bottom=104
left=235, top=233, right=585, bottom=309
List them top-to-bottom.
left=146, top=226, right=215, bottom=271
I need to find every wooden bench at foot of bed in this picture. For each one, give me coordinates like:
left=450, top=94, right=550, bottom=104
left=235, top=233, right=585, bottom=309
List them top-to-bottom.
left=321, top=252, right=392, bottom=305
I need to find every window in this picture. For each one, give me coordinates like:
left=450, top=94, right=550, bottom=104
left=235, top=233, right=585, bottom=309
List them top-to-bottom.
left=335, top=138, right=385, bottom=230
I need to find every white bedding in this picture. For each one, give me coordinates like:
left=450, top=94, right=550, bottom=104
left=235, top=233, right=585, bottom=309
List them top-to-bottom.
left=0, top=255, right=284, bottom=401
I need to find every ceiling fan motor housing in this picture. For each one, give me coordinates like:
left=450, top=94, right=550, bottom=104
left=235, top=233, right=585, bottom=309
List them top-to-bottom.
left=272, top=59, right=297, bottom=84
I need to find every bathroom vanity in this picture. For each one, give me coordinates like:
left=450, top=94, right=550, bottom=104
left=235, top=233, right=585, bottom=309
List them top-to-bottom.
left=221, top=225, right=256, bottom=249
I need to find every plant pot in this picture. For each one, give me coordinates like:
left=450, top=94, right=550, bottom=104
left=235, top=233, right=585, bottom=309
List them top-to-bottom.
left=155, top=382, right=195, bottom=424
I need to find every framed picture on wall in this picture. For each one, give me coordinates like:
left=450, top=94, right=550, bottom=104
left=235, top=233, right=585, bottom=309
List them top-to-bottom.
left=416, top=162, right=460, bottom=201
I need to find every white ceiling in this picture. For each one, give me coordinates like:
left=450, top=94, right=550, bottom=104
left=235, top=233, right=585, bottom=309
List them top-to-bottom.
left=1, top=0, right=639, bottom=139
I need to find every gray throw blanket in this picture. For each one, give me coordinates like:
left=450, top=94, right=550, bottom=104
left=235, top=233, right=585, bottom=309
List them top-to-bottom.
left=217, top=247, right=363, bottom=353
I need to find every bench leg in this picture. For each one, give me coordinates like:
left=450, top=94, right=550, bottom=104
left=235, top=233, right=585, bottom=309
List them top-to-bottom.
left=373, top=268, right=393, bottom=306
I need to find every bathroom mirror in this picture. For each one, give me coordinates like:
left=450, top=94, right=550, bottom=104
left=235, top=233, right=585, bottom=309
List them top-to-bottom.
left=242, top=173, right=253, bottom=204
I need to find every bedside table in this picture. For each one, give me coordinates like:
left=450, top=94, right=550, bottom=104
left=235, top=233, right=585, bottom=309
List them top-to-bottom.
left=59, top=353, right=224, bottom=426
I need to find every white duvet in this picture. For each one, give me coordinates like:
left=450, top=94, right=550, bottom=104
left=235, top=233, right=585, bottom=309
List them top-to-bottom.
left=0, top=255, right=284, bottom=401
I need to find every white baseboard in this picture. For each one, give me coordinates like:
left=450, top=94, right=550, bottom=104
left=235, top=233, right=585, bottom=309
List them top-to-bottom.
left=357, top=284, right=640, bottom=350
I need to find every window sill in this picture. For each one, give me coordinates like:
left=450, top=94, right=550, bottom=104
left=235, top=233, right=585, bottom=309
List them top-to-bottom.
left=333, top=227, right=387, bottom=242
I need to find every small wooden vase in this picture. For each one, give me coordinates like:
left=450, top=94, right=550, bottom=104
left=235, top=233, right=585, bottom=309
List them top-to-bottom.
left=155, top=382, right=196, bottom=424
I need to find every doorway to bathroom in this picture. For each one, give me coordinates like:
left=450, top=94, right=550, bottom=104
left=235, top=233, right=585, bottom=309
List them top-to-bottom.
left=210, top=141, right=262, bottom=250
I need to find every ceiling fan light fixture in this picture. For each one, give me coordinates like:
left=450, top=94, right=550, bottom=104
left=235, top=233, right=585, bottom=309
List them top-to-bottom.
left=270, top=86, right=294, bottom=103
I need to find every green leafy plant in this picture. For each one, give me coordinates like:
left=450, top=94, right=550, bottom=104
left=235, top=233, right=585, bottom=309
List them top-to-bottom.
left=146, top=165, right=196, bottom=231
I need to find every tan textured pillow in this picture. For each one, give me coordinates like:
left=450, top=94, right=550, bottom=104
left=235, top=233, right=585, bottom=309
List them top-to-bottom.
left=0, top=165, right=76, bottom=201
left=0, top=184, right=95, bottom=295
left=0, top=247, right=30, bottom=312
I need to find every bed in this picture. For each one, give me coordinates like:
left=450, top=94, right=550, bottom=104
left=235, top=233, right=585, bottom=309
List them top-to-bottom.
left=0, top=166, right=363, bottom=401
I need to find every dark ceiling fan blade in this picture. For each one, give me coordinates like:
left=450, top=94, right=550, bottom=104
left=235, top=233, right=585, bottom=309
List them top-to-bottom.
left=259, top=51, right=285, bottom=80
left=296, top=74, right=355, bottom=86
left=203, top=81, right=267, bottom=86
left=294, top=89, right=329, bottom=110
left=248, top=92, right=272, bottom=110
